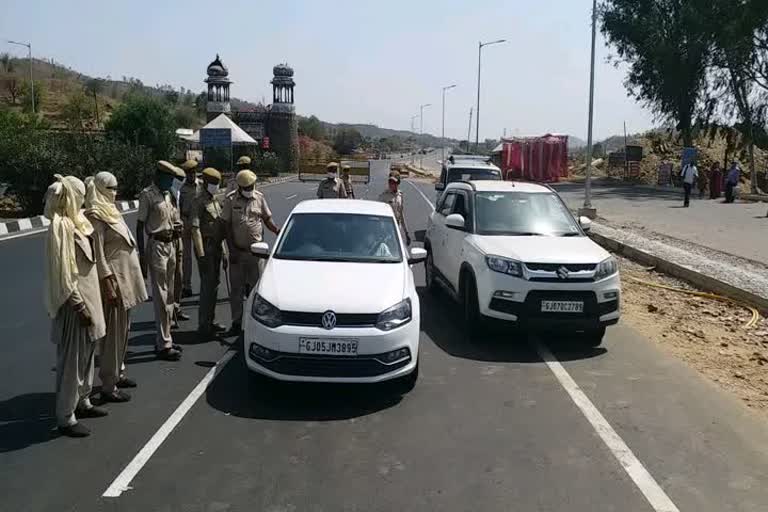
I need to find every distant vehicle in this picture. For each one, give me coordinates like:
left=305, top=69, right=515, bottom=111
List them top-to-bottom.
left=435, top=155, right=502, bottom=201
left=424, top=180, right=621, bottom=346
left=243, top=199, right=426, bottom=390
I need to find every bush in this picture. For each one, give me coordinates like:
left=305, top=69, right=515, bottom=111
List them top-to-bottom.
left=105, top=92, right=176, bottom=161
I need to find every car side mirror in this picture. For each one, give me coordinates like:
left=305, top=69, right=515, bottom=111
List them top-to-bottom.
left=435, top=182, right=445, bottom=191
left=446, top=213, right=466, bottom=230
left=579, top=216, right=592, bottom=232
left=250, top=242, right=270, bottom=258
left=408, top=247, right=428, bottom=265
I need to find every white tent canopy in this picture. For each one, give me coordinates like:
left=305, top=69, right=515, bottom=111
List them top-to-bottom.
left=184, top=113, right=258, bottom=144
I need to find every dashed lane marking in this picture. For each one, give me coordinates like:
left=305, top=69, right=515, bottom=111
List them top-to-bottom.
left=404, top=180, right=435, bottom=211
left=286, top=194, right=297, bottom=200
left=102, top=350, right=235, bottom=498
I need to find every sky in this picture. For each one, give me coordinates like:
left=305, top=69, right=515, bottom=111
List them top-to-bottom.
left=2, top=0, right=657, bottom=141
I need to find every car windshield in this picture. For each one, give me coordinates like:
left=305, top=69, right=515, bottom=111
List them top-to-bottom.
left=447, top=167, right=501, bottom=183
left=474, top=191, right=582, bottom=236
left=275, top=212, right=403, bottom=262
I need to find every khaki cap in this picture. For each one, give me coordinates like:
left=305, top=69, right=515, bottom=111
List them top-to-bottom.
left=236, top=155, right=252, bottom=166
left=180, top=159, right=199, bottom=171
left=157, top=160, right=185, bottom=179
left=326, top=162, right=339, bottom=170
left=341, top=164, right=351, bottom=171
left=201, top=167, right=222, bottom=181
left=236, top=170, right=257, bottom=187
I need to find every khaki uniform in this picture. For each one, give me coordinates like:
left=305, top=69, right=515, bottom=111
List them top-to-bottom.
left=317, top=177, right=347, bottom=199
left=342, top=178, right=355, bottom=198
left=179, top=179, right=201, bottom=291
left=138, top=183, right=179, bottom=350
left=378, top=189, right=408, bottom=242
left=222, top=190, right=272, bottom=326
left=192, top=191, right=226, bottom=330
left=88, top=214, right=148, bottom=394
left=53, top=231, right=106, bottom=427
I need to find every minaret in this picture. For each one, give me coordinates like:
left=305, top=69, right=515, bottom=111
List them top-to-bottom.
left=205, top=54, right=232, bottom=122
left=269, top=63, right=299, bottom=173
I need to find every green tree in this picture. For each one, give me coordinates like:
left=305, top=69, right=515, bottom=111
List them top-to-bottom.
left=601, top=0, right=716, bottom=146
left=84, top=78, right=104, bottom=126
left=19, top=80, right=44, bottom=114
left=62, top=90, right=94, bottom=131
left=105, top=93, right=176, bottom=160
left=173, top=104, right=201, bottom=129
left=298, top=115, right=324, bottom=140
left=332, top=127, right=363, bottom=155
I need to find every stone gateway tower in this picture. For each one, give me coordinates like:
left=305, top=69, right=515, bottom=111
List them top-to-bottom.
left=205, top=54, right=232, bottom=122
left=268, top=63, right=299, bottom=173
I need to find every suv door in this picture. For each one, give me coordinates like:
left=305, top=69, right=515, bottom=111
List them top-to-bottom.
left=444, top=190, right=471, bottom=291
left=428, top=191, right=457, bottom=276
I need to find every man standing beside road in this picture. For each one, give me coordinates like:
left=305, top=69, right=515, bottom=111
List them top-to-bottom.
left=178, top=159, right=201, bottom=297
left=680, top=160, right=698, bottom=207
left=137, top=161, right=185, bottom=361
left=725, top=161, right=741, bottom=203
left=317, top=162, right=347, bottom=199
left=341, top=165, right=355, bottom=198
left=191, top=168, right=229, bottom=338
left=222, top=170, right=281, bottom=335
left=378, top=173, right=411, bottom=245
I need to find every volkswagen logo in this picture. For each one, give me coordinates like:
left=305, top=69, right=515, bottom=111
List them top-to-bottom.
left=556, top=266, right=570, bottom=280
left=321, top=311, right=337, bottom=330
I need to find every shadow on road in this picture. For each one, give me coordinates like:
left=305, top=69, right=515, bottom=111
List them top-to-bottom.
left=418, top=289, right=607, bottom=363
left=206, top=350, right=402, bottom=422
left=0, top=392, right=58, bottom=452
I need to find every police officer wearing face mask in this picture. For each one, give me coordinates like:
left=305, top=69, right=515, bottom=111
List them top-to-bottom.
left=137, top=161, right=186, bottom=361
left=316, top=162, right=348, bottom=199
left=222, top=170, right=281, bottom=335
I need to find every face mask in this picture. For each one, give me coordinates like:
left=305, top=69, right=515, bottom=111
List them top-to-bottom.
left=157, top=173, right=175, bottom=191
left=328, top=173, right=337, bottom=180
left=171, top=180, right=182, bottom=196
left=206, top=183, right=219, bottom=195
left=106, top=188, right=117, bottom=202
left=240, top=189, right=254, bottom=199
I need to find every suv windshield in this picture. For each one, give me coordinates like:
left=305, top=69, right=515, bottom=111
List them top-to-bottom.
left=446, top=167, right=501, bottom=183
left=474, top=191, right=582, bottom=236
left=275, top=213, right=403, bottom=262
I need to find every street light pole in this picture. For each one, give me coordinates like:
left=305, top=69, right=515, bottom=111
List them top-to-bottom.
left=579, top=0, right=598, bottom=218
left=7, top=39, right=34, bottom=114
left=475, top=39, right=506, bottom=152
left=441, top=84, right=456, bottom=165
left=419, top=103, right=431, bottom=168
left=410, top=114, right=419, bottom=164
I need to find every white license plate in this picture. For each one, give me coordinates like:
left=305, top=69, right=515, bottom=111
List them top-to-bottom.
left=541, top=300, right=584, bottom=313
left=299, top=338, right=359, bottom=356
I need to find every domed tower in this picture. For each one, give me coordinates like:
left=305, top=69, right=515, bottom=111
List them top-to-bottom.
left=205, top=54, right=232, bottom=122
left=268, top=63, right=299, bottom=173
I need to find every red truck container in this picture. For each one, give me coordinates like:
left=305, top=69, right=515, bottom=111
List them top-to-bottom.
left=500, top=134, right=569, bottom=182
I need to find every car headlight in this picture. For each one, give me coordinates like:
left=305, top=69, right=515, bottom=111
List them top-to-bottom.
left=485, top=255, right=523, bottom=277
left=594, top=256, right=619, bottom=280
left=250, top=293, right=282, bottom=328
left=376, top=298, right=412, bottom=331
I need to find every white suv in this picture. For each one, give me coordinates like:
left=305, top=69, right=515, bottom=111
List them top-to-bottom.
left=424, top=181, right=620, bottom=346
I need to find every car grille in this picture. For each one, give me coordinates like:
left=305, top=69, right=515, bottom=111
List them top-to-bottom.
left=525, top=263, right=597, bottom=272
left=281, top=311, right=379, bottom=328
left=255, top=353, right=411, bottom=378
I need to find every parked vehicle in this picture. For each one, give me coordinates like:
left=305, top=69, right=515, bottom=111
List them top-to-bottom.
left=435, top=155, right=502, bottom=202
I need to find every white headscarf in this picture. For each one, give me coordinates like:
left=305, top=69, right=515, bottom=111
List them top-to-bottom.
left=85, top=171, right=121, bottom=224
left=44, top=175, right=94, bottom=318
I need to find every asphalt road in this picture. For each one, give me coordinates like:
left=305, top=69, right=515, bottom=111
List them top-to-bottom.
left=2, top=163, right=768, bottom=512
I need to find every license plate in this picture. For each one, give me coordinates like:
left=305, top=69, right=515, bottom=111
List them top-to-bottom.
left=541, top=300, right=584, bottom=313
left=299, top=337, right=359, bottom=356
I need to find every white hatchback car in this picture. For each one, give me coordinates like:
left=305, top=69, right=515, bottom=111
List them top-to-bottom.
left=243, top=199, right=425, bottom=390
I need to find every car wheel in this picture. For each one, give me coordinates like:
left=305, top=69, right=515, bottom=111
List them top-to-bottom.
left=425, top=250, right=437, bottom=293
left=462, top=273, right=483, bottom=338
left=582, top=327, right=606, bottom=347
left=394, top=362, right=418, bottom=394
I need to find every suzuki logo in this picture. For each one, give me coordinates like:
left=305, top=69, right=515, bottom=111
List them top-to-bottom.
left=556, top=266, right=570, bottom=280
left=321, top=311, right=337, bottom=330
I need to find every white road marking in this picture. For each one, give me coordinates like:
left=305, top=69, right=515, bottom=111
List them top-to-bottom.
left=405, top=183, right=679, bottom=512
left=285, top=194, right=297, bottom=200
left=0, top=209, right=138, bottom=242
left=17, top=218, right=32, bottom=230
left=534, top=341, right=680, bottom=512
left=102, top=350, right=235, bottom=498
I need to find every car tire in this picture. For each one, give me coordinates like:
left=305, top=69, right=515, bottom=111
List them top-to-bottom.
left=424, top=249, right=437, bottom=293
left=462, top=273, right=483, bottom=339
left=582, top=327, right=606, bottom=347
left=394, top=361, right=419, bottom=394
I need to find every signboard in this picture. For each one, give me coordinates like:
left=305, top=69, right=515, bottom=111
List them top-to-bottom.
left=200, top=128, right=232, bottom=148
left=201, top=128, right=232, bottom=173
left=261, top=136, right=270, bottom=150
left=657, top=162, right=673, bottom=186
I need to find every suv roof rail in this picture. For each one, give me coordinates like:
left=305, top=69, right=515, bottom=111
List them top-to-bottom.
left=448, top=155, right=491, bottom=164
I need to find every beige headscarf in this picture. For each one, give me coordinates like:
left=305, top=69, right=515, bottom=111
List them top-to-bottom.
left=85, top=171, right=122, bottom=224
left=44, top=175, right=94, bottom=318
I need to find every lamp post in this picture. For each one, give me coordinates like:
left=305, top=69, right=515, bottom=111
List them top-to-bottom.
left=579, top=0, right=598, bottom=219
left=6, top=39, right=34, bottom=114
left=475, top=39, right=506, bottom=152
left=441, top=84, right=456, bottom=165
left=419, top=103, right=431, bottom=168
left=410, top=114, right=419, bottom=164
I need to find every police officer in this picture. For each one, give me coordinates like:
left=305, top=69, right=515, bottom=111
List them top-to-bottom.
left=178, top=159, right=201, bottom=297
left=137, top=161, right=185, bottom=361
left=317, top=162, right=347, bottom=199
left=341, top=165, right=355, bottom=198
left=192, top=167, right=229, bottom=338
left=223, top=170, right=281, bottom=335
left=378, top=173, right=411, bottom=245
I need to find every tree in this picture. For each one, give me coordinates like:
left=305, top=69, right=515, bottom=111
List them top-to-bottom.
left=601, top=0, right=716, bottom=146
left=0, top=53, right=11, bottom=73
left=3, top=78, right=20, bottom=104
left=84, top=78, right=104, bottom=126
left=19, top=81, right=44, bottom=114
left=62, top=90, right=94, bottom=131
left=163, top=90, right=179, bottom=106
left=105, top=92, right=176, bottom=161
left=173, top=105, right=201, bottom=129
left=298, top=115, right=324, bottom=140
left=332, top=127, right=363, bottom=155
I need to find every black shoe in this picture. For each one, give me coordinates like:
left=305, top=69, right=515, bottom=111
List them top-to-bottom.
left=182, top=288, right=194, bottom=298
left=176, top=311, right=191, bottom=321
left=212, top=323, right=227, bottom=333
left=226, top=323, right=242, bottom=336
left=172, top=343, right=184, bottom=352
left=156, top=348, right=182, bottom=361
left=116, top=376, right=137, bottom=388
left=101, top=390, right=131, bottom=403
left=76, top=405, right=109, bottom=418
left=58, top=423, right=91, bottom=438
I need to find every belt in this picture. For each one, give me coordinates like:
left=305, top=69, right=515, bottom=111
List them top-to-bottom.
left=150, top=230, right=175, bottom=243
